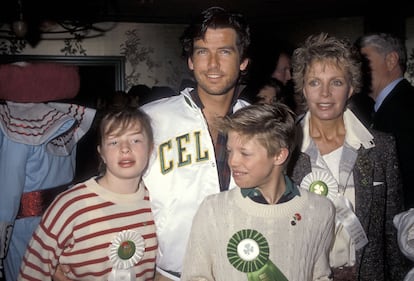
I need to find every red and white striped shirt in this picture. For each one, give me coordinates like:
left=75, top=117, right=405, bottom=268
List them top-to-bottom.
left=18, top=178, right=157, bottom=281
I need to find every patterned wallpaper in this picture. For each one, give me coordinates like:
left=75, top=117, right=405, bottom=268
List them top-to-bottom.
left=3, top=18, right=414, bottom=87
left=0, top=22, right=189, bottom=91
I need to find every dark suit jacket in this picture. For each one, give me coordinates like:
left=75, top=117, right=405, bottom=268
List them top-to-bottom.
left=373, top=78, right=414, bottom=209
left=289, top=130, right=409, bottom=281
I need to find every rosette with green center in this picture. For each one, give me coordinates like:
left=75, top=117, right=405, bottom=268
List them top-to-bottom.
left=300, top=171, right=337, bottom=199
left=227, top=229, right=269, bottom=272
left=227, top=229, right=289, bottom=281
left=108, top=230, right=145, bottom=269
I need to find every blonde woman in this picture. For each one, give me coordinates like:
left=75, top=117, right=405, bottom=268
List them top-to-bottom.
left=289, top=33, right=409, bottom=281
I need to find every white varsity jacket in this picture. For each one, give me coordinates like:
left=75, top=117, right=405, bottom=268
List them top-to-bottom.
left=141, top=87, right=248, bottom=278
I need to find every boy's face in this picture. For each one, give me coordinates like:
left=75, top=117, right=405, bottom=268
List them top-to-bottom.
left=98, top=122, right=152, bottom=181
left=226, top=131, right=279, bottom=189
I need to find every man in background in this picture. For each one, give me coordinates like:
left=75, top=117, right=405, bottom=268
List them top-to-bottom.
left=359, top=33, right=414, bottom=209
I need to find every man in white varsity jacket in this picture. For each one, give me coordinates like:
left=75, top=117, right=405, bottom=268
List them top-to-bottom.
left=141, top=7, right=251, bottom=281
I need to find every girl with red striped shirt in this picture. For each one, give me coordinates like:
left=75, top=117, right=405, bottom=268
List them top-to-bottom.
left=18, top=94, right=157, bottom=281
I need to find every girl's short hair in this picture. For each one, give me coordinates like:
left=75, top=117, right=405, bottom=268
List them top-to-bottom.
left=96, top=93, right=153, bottom=174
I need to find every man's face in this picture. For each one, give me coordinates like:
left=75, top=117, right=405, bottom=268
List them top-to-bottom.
left=188, top=28, right=248, bottom=97
left=360, top=46, right=389, bottom=98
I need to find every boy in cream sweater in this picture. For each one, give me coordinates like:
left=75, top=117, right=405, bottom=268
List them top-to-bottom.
left=181, top=103, right=335, bottom=281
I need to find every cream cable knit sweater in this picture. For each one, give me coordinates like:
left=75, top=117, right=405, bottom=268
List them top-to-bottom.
left=182, top=187, right=335, bottom=281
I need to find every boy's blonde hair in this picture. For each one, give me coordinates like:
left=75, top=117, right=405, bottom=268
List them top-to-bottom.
left=216, top=102, right=296, bottom=160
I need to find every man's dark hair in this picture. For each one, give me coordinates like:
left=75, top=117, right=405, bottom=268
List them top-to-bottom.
left=180, top=6, right=250, bottom=61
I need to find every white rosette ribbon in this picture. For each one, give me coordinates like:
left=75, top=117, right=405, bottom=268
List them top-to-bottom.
left=300, top=171, right=338, bottom=201
left=300, top=171, right=368, bottom=250
left=108, top=230, right=145, bottom=281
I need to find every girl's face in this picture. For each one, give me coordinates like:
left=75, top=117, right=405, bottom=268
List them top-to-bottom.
left=303, top=61, right=353, bottom=121
left=98, top=122, right=152, bottom=181
left=226, top=131, right=279, bottom=190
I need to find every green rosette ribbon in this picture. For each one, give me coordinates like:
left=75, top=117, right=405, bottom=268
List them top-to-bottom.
left=227, top=229, right=288, bottom=281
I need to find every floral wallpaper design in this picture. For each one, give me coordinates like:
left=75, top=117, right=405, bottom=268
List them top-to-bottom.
left=0, top=22, right=188, bottom=91
left=120, top=26, right=187, bottom=90
left=0, top=27, right=88, bottom=56
left=120, top=29, right=158, bottom=89
left=60, top=36, right=87, bottom=56
left=0, top=38, right=26, bottom=55
left=406, top=48, right=414, bottom=85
